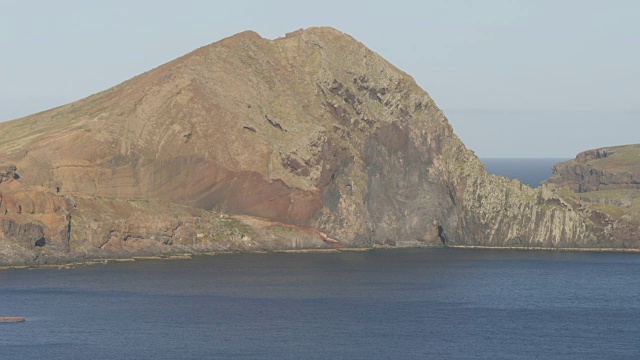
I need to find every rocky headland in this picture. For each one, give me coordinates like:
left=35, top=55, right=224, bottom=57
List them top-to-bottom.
left=0, top=27, right=634, bottom=267
left=544, top=144, right=640, bottom=245
left=546, top=145, right=640, bottom=192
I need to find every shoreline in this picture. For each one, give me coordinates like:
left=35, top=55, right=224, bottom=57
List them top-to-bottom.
left=1, top=245, right=638, bottom=271
left=447, top=245, right=640, bottom=253
left=0, top=248, right=363, bottom=271
left=0, top=254, right=194, bottom=271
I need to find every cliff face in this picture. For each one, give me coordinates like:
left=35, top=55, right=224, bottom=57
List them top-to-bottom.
left=0, top=27, right=617, bottom=266
left=544, top=145, right=640, bottom=246
left=546, top=145, right=640, bottom=192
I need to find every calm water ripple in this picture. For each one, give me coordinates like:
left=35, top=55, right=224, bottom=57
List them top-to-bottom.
left=1, top=249, right=639, bottom=359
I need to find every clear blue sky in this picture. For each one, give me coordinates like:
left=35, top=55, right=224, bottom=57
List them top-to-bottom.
left=1, top=0, right=638, bottom=157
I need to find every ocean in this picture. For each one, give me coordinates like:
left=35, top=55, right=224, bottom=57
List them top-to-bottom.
left=481, top=158, right=569, bottom=188
left=2, top=159, right=638, bottom=360
left=2, top=250, right=639, bottom=359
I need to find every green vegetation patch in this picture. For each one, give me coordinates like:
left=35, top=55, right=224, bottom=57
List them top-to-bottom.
left=591, top=145, right=640, bottom=173
left=579, top=189, right=640, bottom=221
left=589, top=203, right=626, bottom=220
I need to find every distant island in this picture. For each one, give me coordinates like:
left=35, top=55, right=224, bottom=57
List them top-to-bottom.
left=0, top=27, right=637, bottom=267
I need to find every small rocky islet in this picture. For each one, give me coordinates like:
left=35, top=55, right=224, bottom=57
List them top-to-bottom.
left=0, top=27, right=638, bottom=267
left=0, top=316, right=26, bottom=323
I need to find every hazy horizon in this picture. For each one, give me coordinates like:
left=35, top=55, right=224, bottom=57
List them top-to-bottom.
left=1, top=0, right=637, bottom=157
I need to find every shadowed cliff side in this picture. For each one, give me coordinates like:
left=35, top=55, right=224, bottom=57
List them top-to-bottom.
left=0, top=27, right=618, bottom=266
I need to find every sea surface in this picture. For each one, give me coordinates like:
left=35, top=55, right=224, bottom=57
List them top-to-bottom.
left=481, top=158, right=569, bottom=188
left=1, top=250, right=640, bottom=359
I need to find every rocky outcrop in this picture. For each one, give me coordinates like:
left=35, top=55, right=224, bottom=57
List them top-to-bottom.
left=0, top=27, right=623, bottom=266
left=543, top=145, right=640, bottom=247
left=546, top=145, right=640, bottom=192
left=444, top=156, right=600, bottom=248
left=0, top=165, right=17, bottom=183
left=1, top=218, right=46, bottom=249
left=0, top=317, right=26, bottom=323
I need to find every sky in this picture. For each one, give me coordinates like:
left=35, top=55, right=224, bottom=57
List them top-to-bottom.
left=0, top=0, right=638, bottom=157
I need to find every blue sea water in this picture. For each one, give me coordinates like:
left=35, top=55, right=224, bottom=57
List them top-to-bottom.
left=481, top=158, right=569, bottom=188
left=1, top=250, right=640, bottom=359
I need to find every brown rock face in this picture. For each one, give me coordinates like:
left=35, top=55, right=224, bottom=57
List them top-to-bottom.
left=0, top=27, right=618, bottom=265
left=544, top=145, right=640, bottom=246
left=546, top=145, right=640, bottom=192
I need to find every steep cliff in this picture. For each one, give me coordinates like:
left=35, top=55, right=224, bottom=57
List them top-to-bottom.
left=0, top=27, right=619, bottom=266
left=546, top=144, right=640, bottom=192
left=544, top=145, right=640, bottom=246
